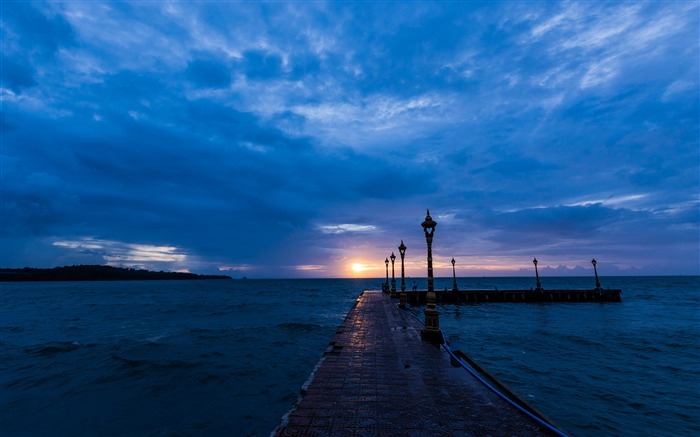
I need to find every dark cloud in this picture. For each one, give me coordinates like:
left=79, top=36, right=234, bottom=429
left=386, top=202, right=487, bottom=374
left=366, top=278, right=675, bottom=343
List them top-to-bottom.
left=1, top=2, right=74, bottom=93
left=2, top=2, right=75, bottom=58
left=239, top=50, right=283, bottom=80
left=287, top=54, right=322, bottom=81
left=1, top=55, right=37, bottom=92
left=185, top=59, right=231, bottom=88
left=353, top=163, right=437, bottom=200
left=457, top=204, right=626, bottom=258
left=489, top=204, right=623, bottom=236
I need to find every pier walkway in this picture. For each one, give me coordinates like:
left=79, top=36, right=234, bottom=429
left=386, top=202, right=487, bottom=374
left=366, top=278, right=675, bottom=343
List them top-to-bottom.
left=274, top=290, right=559, bottom=436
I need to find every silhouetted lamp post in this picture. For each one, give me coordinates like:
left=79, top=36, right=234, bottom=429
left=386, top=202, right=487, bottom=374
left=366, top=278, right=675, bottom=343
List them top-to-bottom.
left=421, top=209, right=442, bottom=344
left=398, top=240, right=407, bottom=309
left=398, top=241, right=407, bottom=292
left=390, top=252, right=397, bottom=297
left=385, top=257, right=389, bottom=292
left=533, top=257, right=542, bottom=291
left=451, top=258, right=458, bottom=292
left=592, top=258, right=601, bottom=290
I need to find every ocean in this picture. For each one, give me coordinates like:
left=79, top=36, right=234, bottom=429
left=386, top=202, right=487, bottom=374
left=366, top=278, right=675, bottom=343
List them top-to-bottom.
left=1, top=276, right=698, bottom=436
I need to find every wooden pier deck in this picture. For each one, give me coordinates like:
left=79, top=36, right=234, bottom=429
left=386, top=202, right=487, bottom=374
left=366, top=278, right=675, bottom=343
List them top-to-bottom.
left=274, top=290, right=561, bottom=436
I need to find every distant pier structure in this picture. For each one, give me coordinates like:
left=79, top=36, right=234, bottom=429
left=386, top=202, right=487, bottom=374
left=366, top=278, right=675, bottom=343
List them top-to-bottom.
left=382, top=209, right=622, bottom=305
left=403, top=287, right=622, bottom=304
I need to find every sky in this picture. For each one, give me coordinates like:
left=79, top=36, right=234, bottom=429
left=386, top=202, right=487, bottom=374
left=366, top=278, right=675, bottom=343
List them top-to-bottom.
left=1, top=1, right=698, bottom=278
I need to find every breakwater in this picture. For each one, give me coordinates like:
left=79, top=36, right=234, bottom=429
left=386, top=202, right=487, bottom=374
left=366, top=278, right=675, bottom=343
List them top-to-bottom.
left=401, top=287, right=622, bottom=304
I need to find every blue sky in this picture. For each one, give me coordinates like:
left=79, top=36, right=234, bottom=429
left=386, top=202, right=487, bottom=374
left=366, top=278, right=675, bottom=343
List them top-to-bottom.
left=2, top=1, right=698, bottom=278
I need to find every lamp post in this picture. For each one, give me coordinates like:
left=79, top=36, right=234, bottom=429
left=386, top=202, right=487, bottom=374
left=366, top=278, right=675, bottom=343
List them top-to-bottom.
left=421, top=209, right=442, bottom=344
left=422, top=210, right=437, bottom=293
left=398, top=240, right=407, bottom=309
left=390, top=252, right=397, bottom=297
left=384, top=257, right=389, bottom=293
left=451, top=257, right=458, bottom=292
left=533, top=257, right=542, bottom=291
left=592, top=258, right=601, bottom=290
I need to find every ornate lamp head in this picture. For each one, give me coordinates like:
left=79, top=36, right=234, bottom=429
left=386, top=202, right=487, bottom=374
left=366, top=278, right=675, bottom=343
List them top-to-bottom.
left=421, top=209, right=437, bottom=236
left=398, top=240, right=406, bottom=256
left=390, top=252, right=396, bottom=262
left=451, top=257, right=455, bottom=266
left=533, top=257, right=538, bottom=266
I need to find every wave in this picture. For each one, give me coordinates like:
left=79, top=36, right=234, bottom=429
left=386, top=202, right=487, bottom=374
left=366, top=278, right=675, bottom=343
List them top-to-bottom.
left=275, top=322, right=322, bottom=332
left=189, top=327, right=238, bottom=340
left=190, top=328, right=217, bottom=333
left=25, top=341, right=94, bottom=357
left=110, top=353, right=201, bottom=376
left=198, top=373, right=226, bottom=385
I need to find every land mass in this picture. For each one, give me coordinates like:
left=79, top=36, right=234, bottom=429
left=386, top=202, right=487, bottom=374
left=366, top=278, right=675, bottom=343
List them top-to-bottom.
left=0, top=265, right=232, bottom=282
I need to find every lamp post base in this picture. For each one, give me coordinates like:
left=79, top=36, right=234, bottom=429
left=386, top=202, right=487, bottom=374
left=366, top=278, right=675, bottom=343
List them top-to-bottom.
left=398, top=292, right=407, bottom=309
left=422, top=303, right=442, bottom=344
left=420, top=327, right=444, bottom=345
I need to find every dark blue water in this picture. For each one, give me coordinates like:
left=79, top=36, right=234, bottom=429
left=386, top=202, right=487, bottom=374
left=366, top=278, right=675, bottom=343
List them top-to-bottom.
left=1, top=277, right=698, bottom=436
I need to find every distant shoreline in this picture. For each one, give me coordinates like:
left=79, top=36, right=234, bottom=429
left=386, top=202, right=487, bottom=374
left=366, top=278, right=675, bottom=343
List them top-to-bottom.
left=0, top=265, right=232, bottom=282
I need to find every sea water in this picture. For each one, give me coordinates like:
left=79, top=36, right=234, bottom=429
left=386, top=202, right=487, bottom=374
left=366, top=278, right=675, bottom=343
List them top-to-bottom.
left=1, top=277, right=698, bottom=436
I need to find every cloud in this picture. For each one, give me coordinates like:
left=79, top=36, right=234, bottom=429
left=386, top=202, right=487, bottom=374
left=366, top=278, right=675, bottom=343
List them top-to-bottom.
left=662, top=80, right=696, bottom=101
left=472, top=155, right=558, bottom=176
left=319, top=224, right=377, bottom=235
left=53, top=237, right=187, bottom=267
left=218, top=264, right=254, bottom=272
left=295, top=265, right=326, bottom=271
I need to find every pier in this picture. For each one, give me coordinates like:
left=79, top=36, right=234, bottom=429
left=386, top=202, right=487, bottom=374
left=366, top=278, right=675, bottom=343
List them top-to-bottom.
left=274, top=290, right=563, bottom=436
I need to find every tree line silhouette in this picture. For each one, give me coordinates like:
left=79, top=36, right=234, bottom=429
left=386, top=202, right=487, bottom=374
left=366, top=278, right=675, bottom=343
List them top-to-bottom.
left=0, top=265, right=232, bottom=282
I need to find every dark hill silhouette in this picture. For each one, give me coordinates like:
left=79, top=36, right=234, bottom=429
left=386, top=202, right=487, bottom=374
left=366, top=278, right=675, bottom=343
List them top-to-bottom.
left=0, top=265, right=232, bottom=282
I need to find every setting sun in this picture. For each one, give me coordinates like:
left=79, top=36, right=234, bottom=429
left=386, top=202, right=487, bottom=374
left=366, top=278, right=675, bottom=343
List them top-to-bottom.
left=347, top=261, right=380, bottom=277
left=351, top=263, right=368, bottom=272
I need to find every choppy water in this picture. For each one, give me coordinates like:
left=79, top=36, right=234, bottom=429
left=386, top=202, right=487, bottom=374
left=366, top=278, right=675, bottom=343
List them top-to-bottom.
left=1, top=277, right=698, bottom=436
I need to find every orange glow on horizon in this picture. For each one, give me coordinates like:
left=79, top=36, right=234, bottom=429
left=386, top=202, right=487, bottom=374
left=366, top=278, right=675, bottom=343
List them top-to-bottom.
left=345, top=261, right=382, bottom=277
